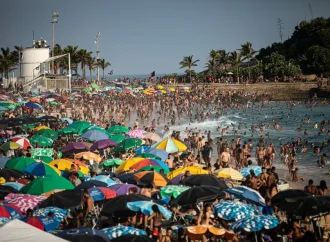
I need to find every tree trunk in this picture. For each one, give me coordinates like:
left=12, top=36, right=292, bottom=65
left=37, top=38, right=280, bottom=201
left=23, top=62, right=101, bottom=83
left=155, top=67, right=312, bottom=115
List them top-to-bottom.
left=248, top=57, right=251, bottom=80
left=189, top=67, right=191, bottom=84
left=102, top=68, right=105, bottom=80
left=90, top=69, right=92, bottom=82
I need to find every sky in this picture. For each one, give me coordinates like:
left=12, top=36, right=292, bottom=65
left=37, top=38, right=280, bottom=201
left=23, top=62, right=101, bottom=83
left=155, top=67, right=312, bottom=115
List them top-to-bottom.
left=1, top=0, right=329, bottom=76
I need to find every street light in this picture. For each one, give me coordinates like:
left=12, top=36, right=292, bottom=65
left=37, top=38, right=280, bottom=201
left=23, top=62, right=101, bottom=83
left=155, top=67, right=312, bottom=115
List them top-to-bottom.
left=51, top=11, right=59, bottom=74
left=95, top=32, right=100, bottom=81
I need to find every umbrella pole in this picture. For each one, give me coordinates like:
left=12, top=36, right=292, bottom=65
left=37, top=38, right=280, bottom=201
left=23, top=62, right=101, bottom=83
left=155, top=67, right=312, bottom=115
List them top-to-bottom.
left=255, top=232, right=258, bottom=242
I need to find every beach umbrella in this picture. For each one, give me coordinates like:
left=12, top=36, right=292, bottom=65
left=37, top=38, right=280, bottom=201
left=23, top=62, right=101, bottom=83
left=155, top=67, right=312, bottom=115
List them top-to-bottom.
left=25, top=102, right=43, bottom=109
left=0, top=106, right=8, bottom=111
left=37, top=115, right=58, bottom=122
left=60, top=118, right=73, bottom=124
left=68, top=121, right=92, bottom=134
left=21, top=124, right=36, bottom=131
left=33, top=125, right=50, bottom=131
left=107, top=125, right=129, bottom=134
left=58, top=126, right=76, bottom=134
left=87, top=126, right=108, bottom=133
left=35, top=129, right=59, bottom=140
left=127, top=129, right=145, bottom=139
left=81, top=130, right=109, bottom=141
left=145, top=132, right=162, bottom=142
left=108, top=134, right=125, bottom=143
left=29, top=135, right=53, bottom=147
left=10, top=137, right=32, bottom=150
left=115, top=138, right=143, bottom=152
left=152, top=138, right=187, bottom=153
left=90, top=139, right=118, bottom=151
left=0, top=142, right=22, bottom=151
left=62, top=142, right=89, bottom=154
left=134, top=145, right=150, bottom=155
left=145, top=148, right=168, bottom=161
left=74, top=152, right=101, bottom=163
left=136, top=153, right=162, bottom=161
left=37, top=156, right=53, bottom=163
left=0, top=157, right=9, bottom=168
left=5, top=157, right=36, bottom=172
left=116, top=157, right=145, bottom=174
left=64, top=158, right=90, bottom=175
left=102, top=158, right=124, bottom=167
left=49, top=159, right=76, bottom=171
left=130, top=159, right=169, bottom=173
left=23, top=162, right=61, bottom=177
left=167, top=166, right=208, bottom=180
left=240, top=166, right=262, bottom=177
left=0, top=168, right=24, bottom=180
left=218, top=168, right=244, bottom=181
left=134, top=171, right=170, bottom=187
left=116, top=172, right=137, bottom=184
left=181, top=174, right=228, bottom=189
left=91, top=175, right=117, bottom=186
left=20, top=176, right=74, bottom=195
left=16, top=178, right=31, bottom=185
left=74, top=180, right=108, bottom=190
left=3, top=182, right=24, bottom=190
left=108, top=184, right=140, bottom=196
left=0, top=185, right=18, bottom=200
left=160, top=185, right=189, bottom=198
left=173, top=186, right=225, bottom=206
left=227, top=186, right=266, bottom=206
left=88, top=187, right=117, bottom=201
left=271, top=189, right=313, bottom=211
left=38, top=190, right=84, bottom=209
left=4, top=193, right=46, bottom=213
left=101, top=194, right=152, bottom=217
left=291, top=196, right=330, bottom=219
left=214, top=200, right=258, bottom=221
left=127, top=201, right=172, bottom=219
left=0, top=204, right=23, bottom=219
left=34, top=207, right=68, bottom=222
left=229, top=215, right=279, bottom=232
left=26, top=216, right=60, bottom=231
left=0, top=217, right=10, bottom=225
left=102, top=225, right=146, bottom=239
left=186, top=226, right=235, bottom=240
left=54, top=228, right=110, bottom=242
left=111, top=235, right=154, bottom=242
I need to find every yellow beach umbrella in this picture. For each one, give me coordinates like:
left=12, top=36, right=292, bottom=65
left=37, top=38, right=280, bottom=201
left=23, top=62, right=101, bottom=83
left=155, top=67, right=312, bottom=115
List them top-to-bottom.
left=157, top=85, right=164, bottom=89
left=168, top=88, right=175, bottom=92
left=143, top=90, right=152, bottom=95
left=160, top=90, right=167, bottom=94
left=184, top=90, right=191, bottom=93
left=33, top=125, right=51, bottom=131
left=152, top=138, right=187, bottom=153
left=74, top=152, right=101, bottom=163
left=115, top=157, right=145, bottom=174
left=49, top=159, right=75, bottom=171
left=167, top=166, right=208, bottom=180
left=218, top=168, right=243, bottom=181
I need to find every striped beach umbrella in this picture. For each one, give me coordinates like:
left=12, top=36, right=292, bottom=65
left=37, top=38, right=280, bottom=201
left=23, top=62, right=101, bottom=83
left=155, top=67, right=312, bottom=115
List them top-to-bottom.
left=229, top=215, right=279, bottom=232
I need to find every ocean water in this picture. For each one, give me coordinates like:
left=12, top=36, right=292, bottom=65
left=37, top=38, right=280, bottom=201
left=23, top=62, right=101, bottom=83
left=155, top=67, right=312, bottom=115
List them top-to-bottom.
left=153, top=101, right=330, bottom=182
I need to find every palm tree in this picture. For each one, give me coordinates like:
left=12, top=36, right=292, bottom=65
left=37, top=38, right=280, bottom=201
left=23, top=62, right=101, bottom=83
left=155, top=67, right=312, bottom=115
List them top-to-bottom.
left=239, top=42, right=258, bottom=79
left=53, top=44, right=63, bottom=74
left=63, top=45, right=79, bottom=74
left=0, top=48, right=16, bottom=78
left=77, top=49, right=92, bottom=79
left=206, top=50, right=219, bottom=77
left=217, top=50, right=229, bottom=71
left=228, top=51, right=242, bottom=83
left=179, top=55, right=200, bottom=83
left=86, top=56, right=96, bottom=81
left=96, top=59, right=111, bottom=80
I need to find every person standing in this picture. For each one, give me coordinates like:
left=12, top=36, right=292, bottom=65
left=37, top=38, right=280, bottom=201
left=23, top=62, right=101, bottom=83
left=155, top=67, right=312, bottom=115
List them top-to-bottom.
left=201, top=142, right=212, bottom=167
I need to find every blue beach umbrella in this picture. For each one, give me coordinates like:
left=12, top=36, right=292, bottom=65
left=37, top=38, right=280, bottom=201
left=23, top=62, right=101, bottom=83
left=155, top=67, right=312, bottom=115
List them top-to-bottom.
left=25, top=102, right=43, bottom=109
left=0, top=106, right=8, bottom=111
left=60, top=118, right=73, bottom=124
left=81, top=130, right=109, bottom=141
left=134, top=146, right=151, bottom=155
left=146, top=148, right=169, bottom=161
left=0, top=157, right=9, bottom=168
left=240, top=166, right=262, bottom=177
left=91, top=175, right=117, bottom=186
left=74, top=180, right=108, bottom=190
left=3, top=182, right=25, bottom=190
left=227, top=186, right=266, bottom=206
left=213, top=200, right=258, bottom=221
left=127, top=201, right=172, bottom=219
left=33, top=207, right=68, bottom=222
left=229, top=215, right=279, bottom=232
left=25, top=216, right=60, bottom=231
left=0, top=217, right=10, bottom=225
left=102, top=225, right=147, bottom=239
left=54, top=228, right=110, bottom=242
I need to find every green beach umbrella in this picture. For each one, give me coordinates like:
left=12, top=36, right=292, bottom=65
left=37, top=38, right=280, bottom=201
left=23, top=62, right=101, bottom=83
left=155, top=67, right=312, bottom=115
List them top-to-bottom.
left=91, top=83, right=99, bottom=89
left=83, top=88, right=92, bottom=93
left=50, top=101, right=59, bottom=106
left=70, top=121, right=92, bottom=134
left=21, top=124, right=36, bottom=131
left=107, top=125, right=129, bottom=134
left=58, top=126, right=76, bottom=135
left=88, top=126, right=108, bottom=134
left=35, top=129, right=59, bottom=140
left=108, top=134, right=125, bottom=143
left=29, top=135, right=53, bottom=147
left=115, top=138, right=142, bottom=152
left=0, top=142, right=22, bottom=151
left=136, top=153, right=162, bottom=161
left=36, top=156, right=54, bottom=163
left=5, top=157, right=37, bottom=172
left=102, top=158, right=124, bottom=167
left=23, top=162, right=61, bottom=177
left=136, top=166, right=169, bottom=175
left=20, top=176, right=74, bottom=195
left=160, top=185, right=189, bottom=198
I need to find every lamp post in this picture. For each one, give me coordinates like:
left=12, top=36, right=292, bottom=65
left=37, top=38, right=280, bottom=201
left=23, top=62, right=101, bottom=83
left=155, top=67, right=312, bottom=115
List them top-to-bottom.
left=51, top=11, right=59, bottom=74
left=95, top=32, right=100, bottom=81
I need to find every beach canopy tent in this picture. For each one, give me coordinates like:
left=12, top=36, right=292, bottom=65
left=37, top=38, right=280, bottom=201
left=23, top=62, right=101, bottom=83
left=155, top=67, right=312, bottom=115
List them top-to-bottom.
left=0, top=219, right=68, bottom=242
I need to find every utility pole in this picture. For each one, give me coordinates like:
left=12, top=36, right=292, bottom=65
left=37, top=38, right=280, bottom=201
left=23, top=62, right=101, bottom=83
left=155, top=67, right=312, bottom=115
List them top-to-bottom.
left=308, top=3, right=314, bottom=20
left=51, top=11, right=59, bottom=74
left=277, top=18, right=284, bottom=43
left=95, top=32, right=100, bottom=81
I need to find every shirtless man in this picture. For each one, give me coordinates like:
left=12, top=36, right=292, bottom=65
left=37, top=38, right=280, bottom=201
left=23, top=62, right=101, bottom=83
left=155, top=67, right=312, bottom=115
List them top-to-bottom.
left=256, top=147, right=266, bottom=166
left=220, top=148, right=231, bottom=168
left=165, top=155, right=174, bottom=171
left=266, top=168, right=276, bottom=187
left=304, top=179, right=317, bottom=194
left=140, top=184, right=153, bottom=197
